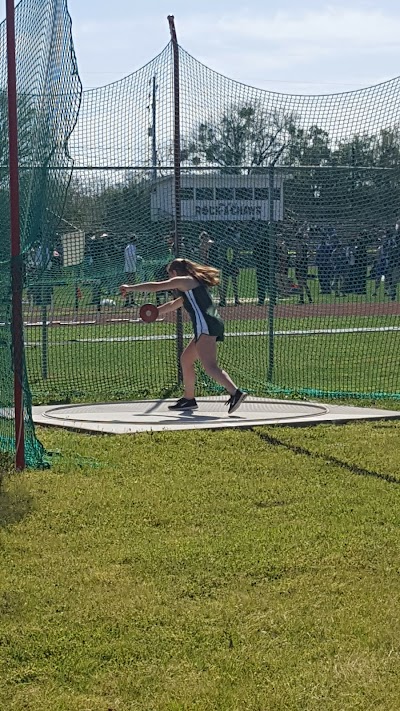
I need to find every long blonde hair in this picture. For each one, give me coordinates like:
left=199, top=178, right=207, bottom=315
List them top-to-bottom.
left=167, top=258, right=220, bottom=287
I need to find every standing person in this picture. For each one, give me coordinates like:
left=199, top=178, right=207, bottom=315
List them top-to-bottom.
left=218, top=229, right=241, bottom=307
left=253, top=229, right=269, bottom=306
left=198, top=231, right=214, bottom=265
left=89, top=233, right=106, bottom=310
left=386, top=234, right=400, bottom=301
left=123, top=235, right=139, bottom=307
left=353, top=235, right=368, bottom=295
left=276, top=237, right=289, bottom=297
left=371, top=237, right=387, bottom=296
left=295, top=238, right=312, bottom=304
left=316, top=238, right=332, bottom=295
left=331, top=241, right=347, bottom=297
left=344, top=241, right=356, bottom=293
left=119, top=258, right=247, bottom=414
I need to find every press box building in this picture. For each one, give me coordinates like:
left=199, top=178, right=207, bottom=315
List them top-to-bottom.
left=150, top=173, right=284, bottom=223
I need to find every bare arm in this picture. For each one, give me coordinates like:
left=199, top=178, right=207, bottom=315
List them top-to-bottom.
left=120, top=275, right=197, bottom=297
left=157, top=297, right=183, bottom=316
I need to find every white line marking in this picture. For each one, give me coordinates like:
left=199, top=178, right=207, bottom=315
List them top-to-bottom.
left=24, top=325, right=400, bottom=347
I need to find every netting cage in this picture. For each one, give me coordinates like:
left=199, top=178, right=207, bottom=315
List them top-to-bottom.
left=2, top=3, right=400, bottom=464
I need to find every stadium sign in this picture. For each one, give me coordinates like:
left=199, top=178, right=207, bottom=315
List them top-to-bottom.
left=151, top=173, right=284, bottom=222
left=192, top=203, right=265, bottom=219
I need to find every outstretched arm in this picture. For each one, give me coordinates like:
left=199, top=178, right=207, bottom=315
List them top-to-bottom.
left=119, top=275, right=196, bottom=298
left=157, top=297, right=183, bottom=316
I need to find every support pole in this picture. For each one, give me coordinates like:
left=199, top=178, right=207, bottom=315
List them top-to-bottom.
left=6, top=0, right=25, bottom=469
left=168, top=15, right=183, bottom=384
left=151, top=76, right=157, bottom=183
left=267, top=145, right=285, bottom=385
left=267, top=166, right=276, bottom=383
left=41, top=303, right=48, bottom=380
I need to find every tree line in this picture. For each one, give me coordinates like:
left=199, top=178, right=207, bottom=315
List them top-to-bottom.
left=1, top=98, right=400, bottom=252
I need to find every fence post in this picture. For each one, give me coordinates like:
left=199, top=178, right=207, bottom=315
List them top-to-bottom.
left=6, top=0, right=25, bottom=469
left=168, top=15, right=183, bottom=385
left=267, top=166, right=277, bottom=384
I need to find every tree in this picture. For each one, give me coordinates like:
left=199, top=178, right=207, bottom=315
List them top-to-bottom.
left=0, top=88, right=81, bottom=256
left=0, top=89, right=38, bottom=170
left=0, top=90, right=39, bottom=256
left=181, top=103, right=297, bottom=173
left=283, top=125, right=331, bottom=167
left=62, top=172, right=154, bottom=244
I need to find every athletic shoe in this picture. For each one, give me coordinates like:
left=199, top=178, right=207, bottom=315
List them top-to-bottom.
left=226, top=389, right=247, bottom=415
left=168, top=397, right=198, bottom=410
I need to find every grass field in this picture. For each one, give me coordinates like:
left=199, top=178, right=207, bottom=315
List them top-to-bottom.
left=17, top=265, right=400, bottom=405
left=26, top=266, right=397, bottom=310
left=24, top=316, right=400, bottom=406
left=1, top=421, right=400, bottom=710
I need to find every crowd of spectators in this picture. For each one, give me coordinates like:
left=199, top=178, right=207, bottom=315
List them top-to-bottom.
left=24, top=221, right=400, bottom=311
left=315, top=224, right=400, bottom=301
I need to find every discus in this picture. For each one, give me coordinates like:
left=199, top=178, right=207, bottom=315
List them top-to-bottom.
left=139, top=303, right=159, bottom=323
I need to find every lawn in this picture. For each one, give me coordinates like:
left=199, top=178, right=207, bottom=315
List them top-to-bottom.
left=19, top=265, right=400, bottom=405
left=28, top=266, right=396, bottom=309
left=25, top=321, right=400, bottom=405
left=1, top=421, right=400, bottom=710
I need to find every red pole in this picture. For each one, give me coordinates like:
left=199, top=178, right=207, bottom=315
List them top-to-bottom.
left=6, top=0, right=25, bottom=470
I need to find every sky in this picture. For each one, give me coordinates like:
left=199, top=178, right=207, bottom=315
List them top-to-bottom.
left=2, top=0, right=400, bottom=94
left=53, top=0, right=400, bottom=94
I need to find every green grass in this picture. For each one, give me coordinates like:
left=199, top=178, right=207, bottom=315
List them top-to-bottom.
left=19, top=265, right=400, bottom=405
left=24, top=267, right=398, bottom=313
left=23, top=313, right=400, bottom=344
left=25, top=322, right=400, bottom=406
left=1, top=422, right=400, bottom=709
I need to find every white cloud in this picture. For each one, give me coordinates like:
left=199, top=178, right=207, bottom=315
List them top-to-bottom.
left=59, top=5, right=400, bottom=93
left=176, top=7, right=400, bottom=93
left=180, top=7, right=400, bottom=47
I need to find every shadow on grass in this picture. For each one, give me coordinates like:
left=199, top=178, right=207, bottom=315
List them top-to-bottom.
left=253, top=430, right=400, bottom=486
left=0, top=473, right=35, bottom=528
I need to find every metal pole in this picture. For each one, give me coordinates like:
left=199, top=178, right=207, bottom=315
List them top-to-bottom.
left=6, top=0, right=25, bottom=469
left=168, top=15, right=183, bottom=384
left=151, top=76, right=157, bottom=182
left=266, top=145, right=285, bottom=384
left=267, top=166, right=276, bottom=383
left=75, top=266, right=79, bottom=312
left=41, top=303, right=48, bottom=380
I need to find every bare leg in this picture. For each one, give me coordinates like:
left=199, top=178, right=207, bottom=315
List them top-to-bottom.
left=196, top=335, right=237, bottom=395
left=181, top=339, right=198, bottom=400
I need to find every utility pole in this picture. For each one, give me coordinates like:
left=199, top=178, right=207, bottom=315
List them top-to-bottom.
left=150, top=76, right=157, bottom=182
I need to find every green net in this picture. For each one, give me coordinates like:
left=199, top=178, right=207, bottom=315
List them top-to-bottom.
left=0, top=0, right=81, bottom=466
left=3, top=13, right=400, bottom=466
left=27, top=41, right=399, bottom=405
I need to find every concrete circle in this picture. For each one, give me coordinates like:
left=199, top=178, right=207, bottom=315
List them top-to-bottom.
left=35, top=397, right=328, bottom=433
